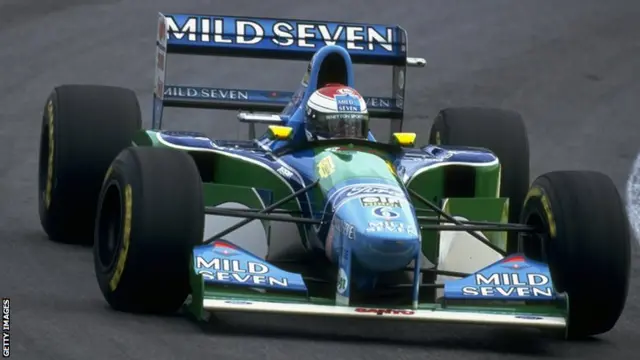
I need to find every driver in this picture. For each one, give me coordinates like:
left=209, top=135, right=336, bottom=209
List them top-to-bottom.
left=305, top=84, right=370, bottom=140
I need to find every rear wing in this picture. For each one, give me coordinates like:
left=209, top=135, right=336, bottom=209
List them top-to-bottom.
left=152, top=13, right=426, bottom=132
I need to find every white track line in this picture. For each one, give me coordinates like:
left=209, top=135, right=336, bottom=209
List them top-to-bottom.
left=625, top=153, right=640, bottom=247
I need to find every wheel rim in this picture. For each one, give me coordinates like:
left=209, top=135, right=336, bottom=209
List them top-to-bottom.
left=97, top=184, right=123, bottom=270
left=519, top=210, right=550, bottom=262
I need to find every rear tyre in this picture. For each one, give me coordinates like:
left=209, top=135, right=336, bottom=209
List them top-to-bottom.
left=38, top=85, right=141, bottom=244
left=428, top=107, right=530, bottom=253
left=94, top=147, right=204, bottom=314
left=520, top=171, right=631, bottom=339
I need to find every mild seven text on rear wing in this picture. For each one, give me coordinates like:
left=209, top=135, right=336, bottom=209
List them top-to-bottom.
left=164, top=15, right=405, bottom=63
left=162, top=86, right=396, bottom=114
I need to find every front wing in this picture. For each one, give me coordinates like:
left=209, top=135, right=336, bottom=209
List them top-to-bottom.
left=187, top=240, right=568, bottom=332
left=200, top=298, right=566, bottom=328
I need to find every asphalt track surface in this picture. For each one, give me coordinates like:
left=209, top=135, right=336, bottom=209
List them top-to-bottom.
left=1, top=0, right=640, bottom=359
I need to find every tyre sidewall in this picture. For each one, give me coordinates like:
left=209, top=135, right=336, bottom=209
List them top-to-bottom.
left=38, top=91, right=60, bottom=236
left=94, top=149, right=143, bottom=305
left=519, top=182, right=564, bottom=285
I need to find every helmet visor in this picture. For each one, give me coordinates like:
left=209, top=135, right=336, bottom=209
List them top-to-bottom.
left=312, top=112, right=369, bottom=139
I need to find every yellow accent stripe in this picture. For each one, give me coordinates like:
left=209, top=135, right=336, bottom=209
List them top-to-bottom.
left=109, top=184, right=133, bottom=291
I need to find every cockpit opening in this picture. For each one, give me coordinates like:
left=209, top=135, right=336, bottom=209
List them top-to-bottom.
left=317, top=53, right=348, bottom=88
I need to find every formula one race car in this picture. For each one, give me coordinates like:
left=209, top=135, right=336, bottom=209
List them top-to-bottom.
left=37, top=13, right=631, bottom=340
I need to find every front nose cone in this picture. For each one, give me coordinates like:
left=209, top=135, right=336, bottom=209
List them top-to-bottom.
left=336, top=197, right=421, bottom=273
left=354, top=221, right=421, bottom=272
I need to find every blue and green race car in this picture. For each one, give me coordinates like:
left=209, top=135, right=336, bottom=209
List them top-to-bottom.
left=37, top=13, right=631, bottom=340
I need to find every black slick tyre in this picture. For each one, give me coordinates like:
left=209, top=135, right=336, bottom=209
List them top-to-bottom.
left=38, top=85, right=142, bottom=244
left=428, top=107, right=530, bottom=253
left=94, top=147, right=204, bottom=314
left=519, top=171, right=631, bottom=339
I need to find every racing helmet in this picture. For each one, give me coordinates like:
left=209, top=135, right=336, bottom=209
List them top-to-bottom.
left=305, top=84, right=369, bottom=139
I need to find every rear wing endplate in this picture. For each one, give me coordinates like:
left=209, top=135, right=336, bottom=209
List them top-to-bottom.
left=153, top=13, right=426, bottom=132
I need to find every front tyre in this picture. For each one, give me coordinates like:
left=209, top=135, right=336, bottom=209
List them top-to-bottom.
left=94, top=147, right=204, bottom=314
left=520, top=171, right=631, bottom=338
